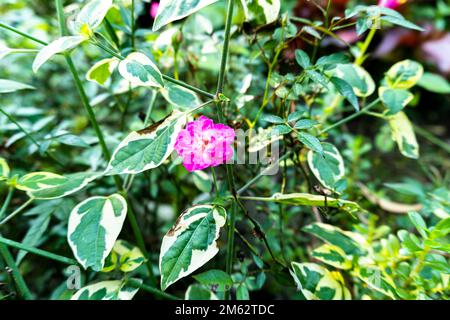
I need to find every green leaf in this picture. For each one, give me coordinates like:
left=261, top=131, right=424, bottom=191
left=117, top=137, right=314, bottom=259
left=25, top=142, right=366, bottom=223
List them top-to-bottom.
left=73, top=0, right=113, bottom=34
left=153, top=0, right=219, bottom=31
left=380, top=15, right=424, bottom=32
left=33, top=36, right=86, bottom=73
left=295, top=49, right=310, bottom=69
left=118, top=52, right=164, bottom=88
left=316, top=53, right=349, bottom=69
left=86, top=58, right=119, bottom=86
left=385, top=59, right=424, bottom=89
left=335, top=64, right=375, bottom=97
left=306, top=70, right=329, bottom=88
left=417, top=72, right=450, bottom=94
left=330, top=77, right=359, bottom=111
left=0, top=79, right=35, bottom=93
left=160, top=81, right=201, bottom=111
left=379, top=87, right=413, bottom=115
left=106, top=111, right=187, bottom=175
left=287, top=111, right=304, bottom=123
left=388, top=111, right=419, bottom=159
left=261, top=114, right=284, bottom=124
left=294, top=119, right=319, bottom=130
left=273, top=124, right=292, bottom=135
left=297, top=132, right=323, bottom=154
left=307, top=142, right=345, bottom=192
left=0, top=157, right=10, bottom=178
left=192, top=171, right=212, bottom=193
left=16, top=172, right=100, bottom=200
left=244, top=193, right=361, bottom=215
left=68, top=194, right=128, bottom=271
left=159, top=205, right=227, bottom=291
left=408, top=211, right=428, bottom=238
left=430, top=218, right=450, bottom=239
left=303, top=222, right=366, bottom=255
left=106, top=240, right=146, bottom=273
left=311, top=244, right=352, bottom=270
left=290, top=262, right=351, bottom=300
left=356, top=267, right=398, bottom=299
left=193, top=269, right=233, bottom=292
left=71, top=279, right=140, bottom=300
left=236, top=283, right=250, bottom=300
left=185, top=284, right=218, bottom=300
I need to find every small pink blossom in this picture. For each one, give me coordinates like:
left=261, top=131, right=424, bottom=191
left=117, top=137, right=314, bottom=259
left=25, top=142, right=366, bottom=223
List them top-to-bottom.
left=378, top=0, right=406, bottom=10
left=150, top=2, right=159, bottom=19
left=174, top=116, right=235, bottom=172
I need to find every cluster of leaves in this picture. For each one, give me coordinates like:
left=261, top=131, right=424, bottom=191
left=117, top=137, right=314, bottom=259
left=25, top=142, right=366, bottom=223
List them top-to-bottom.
left=0, top=0, right=449, bottom=301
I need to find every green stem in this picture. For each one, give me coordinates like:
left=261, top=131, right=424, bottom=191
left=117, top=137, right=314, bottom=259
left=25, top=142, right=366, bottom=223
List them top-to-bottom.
left=130, top=0, right=136, bottom=50
left=216, top=0, right=235, bottom=95
left=104, top=18, right=120, bottom=49
left=0, top=22, right=47, bottom=45
left=355, top=26, right=377, bottom=66
left=144, top=90, right=158, bottom=126
left=320, top=98, right=380, bottom=133
left=414, top=125, right=450, bottom=154
left=210, top=167, right=220, bottom=197
left=0, top=187, right=14, bottom=220
left=0, top=198, right=34, bottom=226
left=225, top=201, right=236, bottom=300
left=0, top=236, right=78, bottom=265
left=0, top=242, right=32, bottom=299
left=127, top=278, right=180, bottom=300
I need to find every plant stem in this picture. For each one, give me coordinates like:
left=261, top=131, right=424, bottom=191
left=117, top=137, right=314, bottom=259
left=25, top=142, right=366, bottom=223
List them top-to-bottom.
left=130, top=0, right=136, bottom=50
left=216, top=0, right=235, bottom=95
left=104, top=18, right=120, bottom=49
left=0, top=22, right=47, bottom=45
left=355, top=26, right=377, bottom=66
left=320, top=98, right=380, bottom=133
left=414, top=125, right=450, bottom=154
left=210, top=167, right=220, bottom=197
left=0, top=187, right=14, bottom=220
left=0, top=198, right=34, bottom=226
left=224, top=201, right=236, bottom=300
left=0, top=236, right=78, bottom=265
left=0, top=242, right=32, bottom=299
left=127, top=278, right=180, bottom=300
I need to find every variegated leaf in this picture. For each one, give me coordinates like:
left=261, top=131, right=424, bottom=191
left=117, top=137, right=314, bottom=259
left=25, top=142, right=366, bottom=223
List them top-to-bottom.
left=71, top=0, right=113, bottom=36
left=153, top=0, right=219, bottom=31
left=240, top=0, right=281, bottom=25
left=32, top=36, right=86, bottom=73
left=118, top=52, right=164, bottom=88
left=86, top=58, right=119, bottom=86
left=385, top=59, right=423, bottom=89
left=335, top=64, right=375, bottom=97
left=0, top=79, right=35, bottom=93
left=160, top=81, right=201, bottom=111
left=379, top=86, right=414, bottom=115
left=106, top=111, right=187, bottom=175
left=388, top=111, right=419, bottom=159
left=307, top=142, right=345, bottom=192
left=16, top=172, right=100, bottom=199
left=242, top=193, right=361, bottom=215
left=68, top=194, right=127, bottom=271
left=159, top=205, right=227, bottom=291
left=303, top=223, right=367, bottom=256
left=103, top=240, right=146, bottom=273
left=312, top=244, right=352, bottom=270
left=290, top=262, right=351, bottom=300
left=356, top=267, right=398, bottom=299
left=71, top=279, right=141, bottom=300
left=185, top=284, right=218, bottom=300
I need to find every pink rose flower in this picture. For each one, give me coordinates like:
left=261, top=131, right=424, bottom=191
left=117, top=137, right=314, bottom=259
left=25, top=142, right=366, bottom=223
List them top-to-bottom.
left=378, top=0, right=406, bottom=10
left=150, top=2, right=159, bottom=19
left=174, top=116, right=235, bottom=172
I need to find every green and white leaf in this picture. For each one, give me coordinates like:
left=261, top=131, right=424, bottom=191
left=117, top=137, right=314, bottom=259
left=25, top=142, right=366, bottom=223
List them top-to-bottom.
left=73, top=0, right=113, bottom=34
left=153, top=0, right=219, bottom=31
left=240, top=0, right=281, bottom=25
left=32, top=36, right=86, bottom=73
left=118, top=52, right=164, bottom=88
left=86, top=58, right=119, bottom=86
left=385, top=59, right=423, bottom=89
left=334, top=64, right=375, bottom=97
left=0, top=79, right=35, bottom=93
left=160, top=81, right=200, bottom=111
left=379, top=86, right=413, bottom=115
left=106, top=111, right=187, bottom=175
left=388, top=111, right=419, bottom=159
left=307, top=142, right=345, bottom=192
left=16, top=172, right=100, bottom=199
left=243, top=193, right=361, bottom=215
left=68, top=194, right=128, bottom=271
left=159, top=205, right=227, bottom=291
left=303, top=223, right=367, bottom=256
left=112, top=240, right=146, bottom=272
left=312, top=244, right=352, bottom=270
left=290, top=262, right=351, bottom=300
left=356, top=267, right=398, bottom=299
left=193, top=269, right=233, bottom=292
left=71, top=279, right=140, bottom=300
left=185, top=284, right=218, bottom=300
